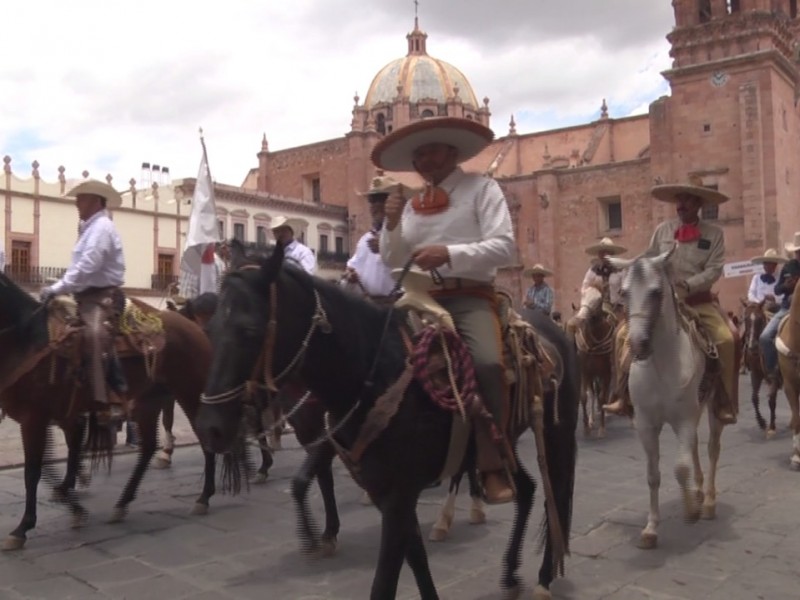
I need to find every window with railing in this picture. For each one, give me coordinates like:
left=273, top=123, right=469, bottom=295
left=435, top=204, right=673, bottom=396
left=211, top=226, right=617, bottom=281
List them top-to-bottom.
left=233, top=223, right=245, bottom=241
left=256, top=225, right=267, bottom=246
left=319, top=234, right=329, bottom=253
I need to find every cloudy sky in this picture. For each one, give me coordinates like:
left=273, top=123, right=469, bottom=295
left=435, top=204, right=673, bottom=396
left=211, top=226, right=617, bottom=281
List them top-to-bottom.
left=0, top=0, right=674, bottom=188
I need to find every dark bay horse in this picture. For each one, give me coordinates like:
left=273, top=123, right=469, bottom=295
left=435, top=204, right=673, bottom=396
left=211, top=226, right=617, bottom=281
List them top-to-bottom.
left=195, top=242, right=579, bottom=600
left=0, top=273, right=217, bottom=550
left=172, top=280, right=343, bottom=555
left=568, top=285, right=616, bottom=438
left=741, top=299, right=782, bottom=436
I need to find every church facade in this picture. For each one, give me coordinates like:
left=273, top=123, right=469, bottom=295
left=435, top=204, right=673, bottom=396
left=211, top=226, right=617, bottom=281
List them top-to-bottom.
left=242, top=0, right=800, bottom=314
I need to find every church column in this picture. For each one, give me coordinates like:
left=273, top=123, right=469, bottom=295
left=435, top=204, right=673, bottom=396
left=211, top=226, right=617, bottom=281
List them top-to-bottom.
left=738, top=80, right=772, bottom=249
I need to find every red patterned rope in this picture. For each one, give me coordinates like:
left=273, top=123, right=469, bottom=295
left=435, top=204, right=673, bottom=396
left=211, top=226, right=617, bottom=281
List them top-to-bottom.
left=411, top=325, right=479, bottom=413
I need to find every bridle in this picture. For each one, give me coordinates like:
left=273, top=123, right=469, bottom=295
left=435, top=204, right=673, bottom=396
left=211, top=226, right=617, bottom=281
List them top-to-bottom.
left=199, top=266, right=332, bottom=406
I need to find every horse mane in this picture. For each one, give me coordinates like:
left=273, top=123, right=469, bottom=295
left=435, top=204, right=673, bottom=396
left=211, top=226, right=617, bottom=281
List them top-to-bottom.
left=0, top=272, right=49, bottom=349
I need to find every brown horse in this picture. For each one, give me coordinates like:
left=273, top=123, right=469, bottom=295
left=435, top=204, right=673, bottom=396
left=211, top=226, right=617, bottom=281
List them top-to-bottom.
left=0, top=272, right=218, bottom=550
left=777, top=281, right=800, bottom=469
left=568, top=286, right=615, bottom=437
left=741, top=299, right=782, bottom=436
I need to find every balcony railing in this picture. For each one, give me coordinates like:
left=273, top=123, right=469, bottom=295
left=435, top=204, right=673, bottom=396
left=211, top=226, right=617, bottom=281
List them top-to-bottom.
left=316, top=250, right=350, bottom=264
left=4, top=266, right=67, bottom=285
left=151, top=274, right=179, bottom=291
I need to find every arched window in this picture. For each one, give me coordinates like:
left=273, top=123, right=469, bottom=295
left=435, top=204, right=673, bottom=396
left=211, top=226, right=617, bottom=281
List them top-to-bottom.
left=791, top=0, right=798, bottom=17
left=421, top=109, right=435, bottom=118
left=376, top=113, right=386, bottom=135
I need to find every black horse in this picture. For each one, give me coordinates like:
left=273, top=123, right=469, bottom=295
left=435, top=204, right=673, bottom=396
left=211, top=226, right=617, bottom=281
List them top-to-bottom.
left=196, top=241, right=579, bottom=599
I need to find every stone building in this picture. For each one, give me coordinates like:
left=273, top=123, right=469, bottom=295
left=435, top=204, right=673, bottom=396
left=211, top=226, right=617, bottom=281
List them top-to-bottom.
left=243, top=2, right=800, bottom=314
left=0, top=160, right=349, bottom=305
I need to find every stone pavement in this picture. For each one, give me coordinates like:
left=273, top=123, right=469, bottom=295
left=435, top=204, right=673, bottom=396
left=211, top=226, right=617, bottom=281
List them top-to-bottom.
left=1, top=375, right=799, bottom=599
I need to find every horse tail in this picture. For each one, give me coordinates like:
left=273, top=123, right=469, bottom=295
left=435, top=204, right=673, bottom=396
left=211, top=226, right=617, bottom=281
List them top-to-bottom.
left=525, top=309, right=580, bottom=577
left=82, top=413, right=115, bottom=473
left=219, top=430, right=255, bottom=496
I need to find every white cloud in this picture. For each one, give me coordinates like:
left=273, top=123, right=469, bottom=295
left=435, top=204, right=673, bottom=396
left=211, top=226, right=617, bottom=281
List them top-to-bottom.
left=0, top=0, right=675, bottom=188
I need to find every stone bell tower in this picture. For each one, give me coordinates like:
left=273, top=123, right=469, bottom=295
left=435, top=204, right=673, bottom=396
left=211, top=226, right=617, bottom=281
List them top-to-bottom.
left=650, top=0, right=800, bottom=252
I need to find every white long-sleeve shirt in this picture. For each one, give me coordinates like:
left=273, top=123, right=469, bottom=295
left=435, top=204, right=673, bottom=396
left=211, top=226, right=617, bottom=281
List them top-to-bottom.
left=380, top=167, right=515, bottom=281
left=50, top=210, right=125, bottom=295
left=347, top=231, right=395, bottom=296
left=284, top=239, right=317, bottom=275
left=0, top=247, right=5, bottom=273
left=581, top=266, right=625, bottom=305
left=747, top=272, right=777, bottom=303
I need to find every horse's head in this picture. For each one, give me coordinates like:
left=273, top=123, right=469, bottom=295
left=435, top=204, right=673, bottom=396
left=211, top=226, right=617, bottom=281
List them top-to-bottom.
left=196, top=240, right=288, bottom=453
left=609, top=245, right=676, bottom=361
left=573, top=285, right=603, bottom=322
left=742, top=301, right=767, bottom=351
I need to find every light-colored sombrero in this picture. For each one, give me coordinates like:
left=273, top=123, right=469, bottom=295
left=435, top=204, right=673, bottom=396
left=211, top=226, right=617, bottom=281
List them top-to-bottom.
left=371, top=117, right=494, bottom=172
left=358, top=174, right=415, bottom=200
left=651, top=176, right=729, bottom=205
left=65, top=179, right=123, bottom=209
left=270, top=216, right=292, bottom=230
left=785, top=231, right=800, bottom=253
left=585, top=237, right=627, bottom=256
left=751, top=248, right=787, bottom=264
left=522, top=264, right=552, bottom=277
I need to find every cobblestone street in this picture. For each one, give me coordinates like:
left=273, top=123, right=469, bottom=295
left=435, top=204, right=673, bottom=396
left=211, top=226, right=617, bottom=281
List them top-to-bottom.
left=1, top=375, right=799, bottom=599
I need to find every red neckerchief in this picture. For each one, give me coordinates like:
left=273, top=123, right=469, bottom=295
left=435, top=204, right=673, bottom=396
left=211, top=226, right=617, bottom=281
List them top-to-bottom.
left=411, top=185, right=449, bottom=215
left=674, top=222, right=701, bottom=243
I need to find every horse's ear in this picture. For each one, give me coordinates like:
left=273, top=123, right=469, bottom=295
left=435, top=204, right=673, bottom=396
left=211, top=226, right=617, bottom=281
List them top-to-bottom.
left=261, top=240, right=285, bottom=282
left=607, top=256, right=633, bottom=271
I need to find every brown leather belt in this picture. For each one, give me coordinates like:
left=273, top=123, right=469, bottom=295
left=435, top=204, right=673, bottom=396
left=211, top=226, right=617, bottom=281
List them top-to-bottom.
left=437, top=277, right=493, bottom=291
left=685, top=290, right=714, bottom=307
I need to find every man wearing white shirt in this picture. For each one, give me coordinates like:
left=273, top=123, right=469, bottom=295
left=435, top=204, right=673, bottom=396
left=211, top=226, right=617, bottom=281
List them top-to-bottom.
left=375, top=117, right=516, bottom=504
left=343, top=175, right=405, bottom=302
left=40, top=179, right=127, bottom=421
left=271, top=216, right=316, bottom=275
left=0, top=245, right=5, bottom=273
left=748, top=248, right=784, bottom=308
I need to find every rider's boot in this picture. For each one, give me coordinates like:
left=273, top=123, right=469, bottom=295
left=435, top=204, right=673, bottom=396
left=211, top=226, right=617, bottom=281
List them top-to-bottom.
left=474, top=419, right=514, bottom=505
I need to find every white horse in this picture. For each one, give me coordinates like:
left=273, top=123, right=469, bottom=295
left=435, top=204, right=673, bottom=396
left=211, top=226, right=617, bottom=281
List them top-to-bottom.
left=609, top=247, right=725, bottom=549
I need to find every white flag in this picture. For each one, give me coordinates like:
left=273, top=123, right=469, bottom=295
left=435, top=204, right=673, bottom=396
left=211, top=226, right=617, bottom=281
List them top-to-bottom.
left=178, top=134, right=222, bottom=298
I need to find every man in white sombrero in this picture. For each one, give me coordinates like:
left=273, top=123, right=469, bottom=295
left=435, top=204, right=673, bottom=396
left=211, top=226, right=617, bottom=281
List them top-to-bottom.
left=374, top=116, right=517, bottom=504
left=343, top=174, right=411, bottom=303
left=39, top=179, right=127, bottom=422
left=606, top=179, right=739, bottom=424
left=270, top=216, right=316, bottom=275
left=759, top=232, right=800, bottom=379
left=582, top=237, right=628, bottom=315
left=747, top=248, right=786, bottom=309
left=522, top=264, right=554, bottom=315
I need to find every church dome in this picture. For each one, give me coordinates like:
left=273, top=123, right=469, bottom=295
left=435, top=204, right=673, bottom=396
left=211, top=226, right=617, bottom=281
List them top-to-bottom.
left=363, top=22, right=479, bottom=111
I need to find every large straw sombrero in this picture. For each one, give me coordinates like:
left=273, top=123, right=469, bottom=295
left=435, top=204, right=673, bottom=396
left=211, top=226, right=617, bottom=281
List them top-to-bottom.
left=371, top=117, right=494, bottom=172
left=358, top=174, right=416, bottom=200
left=651, top=176, right=729, bottom=206
left=65, top=179, right=123, bottom=209
left=270, top=216, right=292, bottom=230
left=785, top=231, right=800, bottom=253
left=585, top=237, right=627, bottom=256
left=751, top=248, right=787, bottom=265
left=522, top=264, right=552, bottom=277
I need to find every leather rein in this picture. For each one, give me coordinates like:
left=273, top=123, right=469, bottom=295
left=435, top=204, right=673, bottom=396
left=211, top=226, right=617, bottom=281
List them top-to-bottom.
left=200, top=266, right=332, bottom=407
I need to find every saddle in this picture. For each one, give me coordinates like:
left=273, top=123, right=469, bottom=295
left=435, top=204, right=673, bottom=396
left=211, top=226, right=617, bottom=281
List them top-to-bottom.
left=48, top=296, right=166, bottom=361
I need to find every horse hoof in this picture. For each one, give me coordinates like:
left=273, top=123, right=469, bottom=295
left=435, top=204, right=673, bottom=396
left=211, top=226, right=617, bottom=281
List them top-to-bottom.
left=597, top=427, right=606, bottom=439
left=766, top=428, right=777, bottom=440
left=790, top=454, right=800, bottom=470
left=151, top=457, right=171, bottom=470
left=251, top=472, right=269, bottom=485
left=77, top=473, right=92, bottom=488
left=50, top=488, right=68, bottom=503
left=359, top=492, right=372, bottom=506
left=190, top=503, right=209, bottom=516
left=701, top=504, right=716, bottom=520
left=108, top=507, right=127, bottom=524
left=468, top=508, right=486, bottom=525
left=684, top=508, right=701, bottom=524
left=71, top=512, right=88, bottom=529
left=428, top=527, right=448, bottom=542
left=638, top=532, right=658, bottom=549
left=2, top=536, right=25, bottom=551
left=500, top=584, right=523, bottom=600
left=532, top=584, right=552, bottom=600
